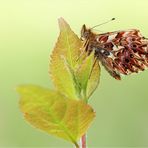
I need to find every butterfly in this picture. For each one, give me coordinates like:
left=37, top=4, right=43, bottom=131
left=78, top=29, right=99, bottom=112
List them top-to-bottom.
left=80, top=19, right=148, bottom=80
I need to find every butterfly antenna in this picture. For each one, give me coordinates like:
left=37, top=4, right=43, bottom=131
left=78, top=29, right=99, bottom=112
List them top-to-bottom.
left=91, top=18, right=115, bottom=29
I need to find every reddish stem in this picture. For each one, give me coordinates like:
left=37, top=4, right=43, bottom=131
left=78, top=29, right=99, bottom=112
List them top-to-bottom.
left=81, top=134, right=86, bottom=148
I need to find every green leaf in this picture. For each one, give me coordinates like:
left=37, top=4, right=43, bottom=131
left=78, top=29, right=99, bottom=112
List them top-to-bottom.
left=50, top=18, right=82, bottom=99
left=76, top=52, right=100, bottom=100
left=76, top=52, right=94, bottom=91
left=17, top=85, right=95, bottom=146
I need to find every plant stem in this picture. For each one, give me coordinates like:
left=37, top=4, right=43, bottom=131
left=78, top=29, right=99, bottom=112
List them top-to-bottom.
left=79, top=134, right=86, bottom=148
left=74, top=141, right=80, bottom=148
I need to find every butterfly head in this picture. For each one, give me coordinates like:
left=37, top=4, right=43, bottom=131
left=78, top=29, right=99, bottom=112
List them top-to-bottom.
left=81, top=18, right=116, bottom=40
left=81, top=24, right=92, bottom=40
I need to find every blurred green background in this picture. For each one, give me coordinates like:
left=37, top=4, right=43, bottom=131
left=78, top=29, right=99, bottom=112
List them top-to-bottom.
left=0, top=0, right=148, bottom=147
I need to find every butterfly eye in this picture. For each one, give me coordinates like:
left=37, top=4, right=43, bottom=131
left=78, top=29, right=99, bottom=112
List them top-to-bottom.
left=81, top=24, right=89, bottom=39
left=84, top=32, right=90, bottom=39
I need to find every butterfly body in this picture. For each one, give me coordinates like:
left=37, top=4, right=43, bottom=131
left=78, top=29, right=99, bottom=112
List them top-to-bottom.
left=81, top=24, right=148, bottom=80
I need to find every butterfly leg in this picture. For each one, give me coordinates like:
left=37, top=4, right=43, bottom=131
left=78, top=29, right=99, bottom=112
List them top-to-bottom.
left=75, top=39, right=90, bottom=62
left=88, top=57, right=98, bottom=79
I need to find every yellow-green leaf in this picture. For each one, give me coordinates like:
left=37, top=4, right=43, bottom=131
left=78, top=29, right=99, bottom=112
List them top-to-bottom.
left=50, top=18, right=82, bottom=99
left=76, top=52, right=100, bottom=100
left=17, top=85, right=95, bottom=146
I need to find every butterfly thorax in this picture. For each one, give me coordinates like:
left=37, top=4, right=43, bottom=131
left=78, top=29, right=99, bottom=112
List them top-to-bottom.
left=81, top=24, right=111, bottom=58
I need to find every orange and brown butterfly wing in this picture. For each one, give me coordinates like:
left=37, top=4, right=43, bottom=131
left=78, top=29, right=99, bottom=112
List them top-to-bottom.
left=92, top=29, right=148, bottom=79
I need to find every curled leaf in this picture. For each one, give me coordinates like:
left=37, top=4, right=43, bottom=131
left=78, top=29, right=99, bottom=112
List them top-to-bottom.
left=76, top=51, right=100, bottom=100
